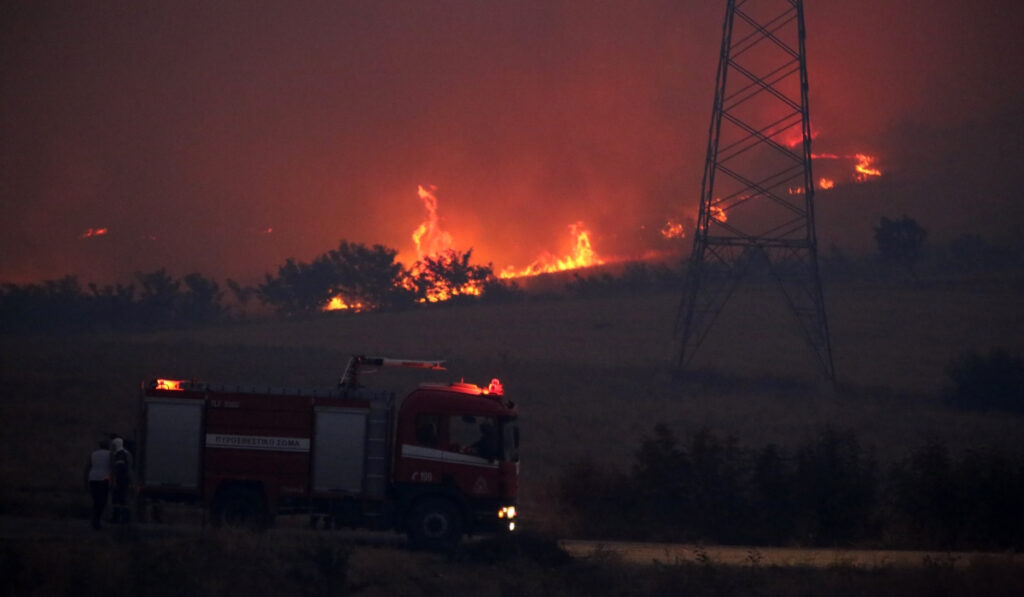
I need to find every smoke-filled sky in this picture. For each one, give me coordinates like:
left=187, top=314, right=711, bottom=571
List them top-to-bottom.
left=2, top=0, right=1023, bottom=284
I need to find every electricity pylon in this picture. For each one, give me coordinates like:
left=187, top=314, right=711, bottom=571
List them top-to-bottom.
left=674, top=0, right=835, bottom=381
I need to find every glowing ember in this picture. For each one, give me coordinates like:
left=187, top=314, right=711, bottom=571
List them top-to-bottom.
left=854, top=153, right=882, bottom=181
left=819, top=177, right=835, bottom=190
left=661, top=220, right=685, bottom=239
left=499, top=221, right=604, bottom=279
left=79, top=227, right=108, bottom=239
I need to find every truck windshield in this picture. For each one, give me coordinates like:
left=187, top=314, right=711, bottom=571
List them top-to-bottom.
left=500, top=418, right=519, bottom=462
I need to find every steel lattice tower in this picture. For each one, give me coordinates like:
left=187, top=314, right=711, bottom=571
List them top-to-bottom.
left=675, top=0, right=834, bottom=381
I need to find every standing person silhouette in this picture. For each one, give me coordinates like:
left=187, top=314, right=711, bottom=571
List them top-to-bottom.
left=109, top=437, right=134, bottom=524
left=84, top=439, right=110, bottom=529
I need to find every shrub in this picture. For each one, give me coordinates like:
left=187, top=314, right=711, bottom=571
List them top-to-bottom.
left=945, top=348, right=1024, bottom=413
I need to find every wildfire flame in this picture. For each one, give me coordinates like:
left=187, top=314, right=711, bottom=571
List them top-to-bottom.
left=811, top=152, right=883, bottom=184
left=853, top=153, right=882, bottom=181
left=788, top=177, right=835, bottom=195
left=412, top=184, right=453, bottom=259
left=322, top=185, right=614, bottom=309
left=710, top=198, right=727, bottom=222
left=661, top=220, right=685, bottom=239
left=499, top=221, right=604, bottom=279
left=79, top=227, right=108, bottom=239
left=408, top=251, right=487, bottom=303
left=324, top=297, right=364, bottom=312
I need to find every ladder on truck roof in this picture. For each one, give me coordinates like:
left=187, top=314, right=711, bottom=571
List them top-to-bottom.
left=339, top=355, right=445, bottom=388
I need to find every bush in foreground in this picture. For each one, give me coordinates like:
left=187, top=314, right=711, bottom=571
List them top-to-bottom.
left=945, top=347, right=1024, bottom=413
left=560, top=425, right=1024, bottom=551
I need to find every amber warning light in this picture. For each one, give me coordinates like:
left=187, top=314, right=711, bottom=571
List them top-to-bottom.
left=154, top=379, right=184, bottom=391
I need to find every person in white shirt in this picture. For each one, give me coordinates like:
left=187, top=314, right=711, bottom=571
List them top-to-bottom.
left=84, top=440, right=111, bottom=529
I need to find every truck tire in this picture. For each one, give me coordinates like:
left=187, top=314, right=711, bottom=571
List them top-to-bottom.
left=212, top=486, right=267, bottom=529
left=408, top=498, right=463, bottom=550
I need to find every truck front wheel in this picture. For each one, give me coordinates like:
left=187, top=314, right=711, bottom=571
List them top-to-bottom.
left=212, top=486, right=267, bottom=529
left=408, top=498, right=463, bottom=550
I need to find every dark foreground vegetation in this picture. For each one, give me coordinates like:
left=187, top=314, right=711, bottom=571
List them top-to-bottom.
left=3, top=222, right=1021, bottom=334
left=0, top=243, right=519, bottom=333
left=560, top=425, right=1024, bottom=551
left=2, top=530, right=1022, bottom=597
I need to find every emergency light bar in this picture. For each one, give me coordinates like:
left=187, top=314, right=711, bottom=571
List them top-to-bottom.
left=154, top=378, right=184, bottom=391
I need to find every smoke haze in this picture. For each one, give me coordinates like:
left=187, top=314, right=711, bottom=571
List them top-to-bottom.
left=2, top=0, right=1022, bottom=283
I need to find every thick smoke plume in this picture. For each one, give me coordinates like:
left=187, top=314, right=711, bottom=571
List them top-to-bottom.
left=2, top=0, right=1022, bottom=283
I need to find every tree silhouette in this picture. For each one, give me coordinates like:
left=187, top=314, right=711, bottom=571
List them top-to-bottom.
left=874, top=215, right=927, bottom=270
left=258, top=241, right=408, bottom=315
left=322, top=242, right=408, bottom=309
left=406, top=249, right=494, bottom=303
left=258, top=258, right=335, bottom=316
left=134, top=269, right=181, bottom=326
left=181, top=272, right=226, bottom=324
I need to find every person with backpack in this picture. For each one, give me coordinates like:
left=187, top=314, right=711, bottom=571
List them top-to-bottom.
left=109, top=436, right=134, bottom=524
left=84, top=439, right=111, bottom=529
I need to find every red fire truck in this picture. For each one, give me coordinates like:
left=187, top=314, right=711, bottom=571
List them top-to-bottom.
left=136, top=356, right=519, bottom=547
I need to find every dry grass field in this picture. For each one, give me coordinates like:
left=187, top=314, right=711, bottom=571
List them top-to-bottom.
left=2, top=275, right=1024, bottom=594
left=2, top=276, right=1023, bottom=526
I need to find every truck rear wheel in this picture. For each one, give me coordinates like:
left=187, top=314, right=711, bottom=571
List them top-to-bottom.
left=212, top=486, right=267, bottom=529
left=408, top=498, right=462, bottom=550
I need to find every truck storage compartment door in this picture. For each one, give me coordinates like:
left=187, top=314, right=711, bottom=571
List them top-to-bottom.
left=144, top=398, right=203, bottom=488
left=313, top=407, right=368, bottom=494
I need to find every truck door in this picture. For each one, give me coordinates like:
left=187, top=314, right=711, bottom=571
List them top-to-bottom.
left=143, top=397, right=204, bottom=490
left=312, top=407, right=369, bottom=495
left=443, top=414, right=500, bottom=498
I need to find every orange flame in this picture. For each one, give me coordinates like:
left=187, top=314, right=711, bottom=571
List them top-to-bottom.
left=811, top=152, right=883, bottom=184
left=854, top=153, right=882, bottom=181
left=819, top=177, right=835, bottom=190
left=412, top=184, right=453, bottom=259
left=323, top=185, right=615, bottom=308
left=710, top=198, right=727, bottom=222
left=661, top=220, right=685, bottom=239
left=499, top=221, right=605, bottom=279
left=79, top=227, right=108, bottom=239
left=409, top=251, right=486, bottom=303
left=324, top=297, right=364, bottom=312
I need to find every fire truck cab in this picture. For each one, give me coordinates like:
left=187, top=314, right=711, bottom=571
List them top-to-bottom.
left=136, top=356, right=518, bottom=548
